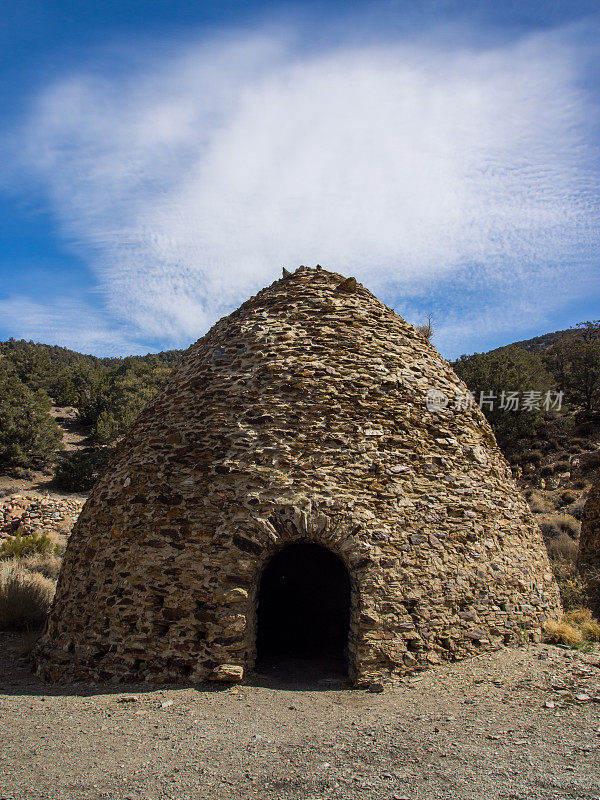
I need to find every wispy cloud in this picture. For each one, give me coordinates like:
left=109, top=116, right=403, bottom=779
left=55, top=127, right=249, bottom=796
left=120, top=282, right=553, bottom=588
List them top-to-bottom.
left=5, top=20, right=600, bottom=356
left=0, top=295, right=143, bottom=356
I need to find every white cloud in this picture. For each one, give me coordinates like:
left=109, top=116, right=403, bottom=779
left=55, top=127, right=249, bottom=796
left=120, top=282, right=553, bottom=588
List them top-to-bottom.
left=7, top=22, right=600, bottom=355
left=0, top=295, right=144, bottom=356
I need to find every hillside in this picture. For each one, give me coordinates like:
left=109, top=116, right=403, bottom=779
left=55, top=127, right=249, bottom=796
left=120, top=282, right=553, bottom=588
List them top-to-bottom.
left=492, top=328, right=571, bottom=354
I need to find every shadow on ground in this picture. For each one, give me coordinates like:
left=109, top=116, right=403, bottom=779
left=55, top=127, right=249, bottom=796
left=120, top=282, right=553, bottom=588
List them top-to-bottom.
left=0, top=631, right=353, bottom=697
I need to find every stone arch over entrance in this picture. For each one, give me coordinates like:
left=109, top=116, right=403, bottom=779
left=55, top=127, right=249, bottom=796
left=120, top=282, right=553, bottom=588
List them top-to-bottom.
left=255, top=541, right=351, bottom=677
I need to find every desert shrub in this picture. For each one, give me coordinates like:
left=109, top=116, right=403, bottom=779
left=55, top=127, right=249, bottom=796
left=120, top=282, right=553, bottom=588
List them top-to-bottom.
left=415, top=314, right=434, bottom=340
left=575, top=421, right=595, bottom=437
left=572, top=437, right=589, bottom=447
left=53, top=447, right=113, bottom=492
left=524, top=450, right=543, bottom=465
left=554, top=459, right=571, bottom=472
left=540, top=465, right=554, bottom=477
left=8, top=466, right=33, bottom=480
left=561, top=490, right=577, bottom=505
left=548, top=492, right=565, bottom=509
left=529, top=495, right=555, bottom=514
left=566, top=497, right=587, bottom=520
left=538, top=514, right=580, bottom=540
left=556, top=514, right=581, bottom=538
left=538, top=518, right=557, bottom=538
left=0, top=531, right=59, bottom=560
left=547, top=533, right=579, bottom=562
left=22, top=553, right=62, bottom=580
left=0, top=561, right=55, bottom=629
left=550, top=561, right=590, bottom=611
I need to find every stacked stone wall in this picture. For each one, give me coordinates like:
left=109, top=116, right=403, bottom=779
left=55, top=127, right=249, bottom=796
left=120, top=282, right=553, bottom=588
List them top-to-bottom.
left=0, top=495, right=82, bottom=543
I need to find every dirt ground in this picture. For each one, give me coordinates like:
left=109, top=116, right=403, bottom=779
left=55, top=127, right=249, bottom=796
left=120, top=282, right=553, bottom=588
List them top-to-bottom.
left=1, top=634, right=599, bottom=800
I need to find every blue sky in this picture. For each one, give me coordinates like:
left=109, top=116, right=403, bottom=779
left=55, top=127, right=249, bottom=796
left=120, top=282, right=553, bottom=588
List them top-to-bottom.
left=1, top=0, right=599, bottom=358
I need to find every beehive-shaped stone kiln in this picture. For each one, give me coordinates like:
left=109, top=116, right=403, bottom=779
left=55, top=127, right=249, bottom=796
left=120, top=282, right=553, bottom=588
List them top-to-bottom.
left=35, top=267, right=561, bottom=685
left=579, top=476, right=600, bottom=617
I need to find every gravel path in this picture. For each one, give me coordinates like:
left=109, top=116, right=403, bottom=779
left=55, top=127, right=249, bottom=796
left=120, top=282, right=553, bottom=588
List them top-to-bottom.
left=1, top=633, right=599, bottom=800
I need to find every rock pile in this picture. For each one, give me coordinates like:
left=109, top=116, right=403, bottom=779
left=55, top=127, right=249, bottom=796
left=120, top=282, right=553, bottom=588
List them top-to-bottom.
left=35, top=266, right=561, bottom=686
left=0, top=495, right=83, bottom=542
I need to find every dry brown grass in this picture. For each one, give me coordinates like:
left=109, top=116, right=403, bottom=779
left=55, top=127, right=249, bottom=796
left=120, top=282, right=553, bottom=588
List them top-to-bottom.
left=560, top=490, right=577, bottom=505
left=529, top=494, right=555, bottom=514
left=565, top=496, right=587, bottom=520
left=538, top=513, right=580, bottom=540
left=546, top=533, right=579, bottom=562
left=22, top=553, right=62, bottom=581
left=548, top=558, right=592, bottom=611
left=0, top=560, right=55, bottom=630
left=544, top=608, right=600, bottom=648
left=564, top=609, right=600, bottom=641
left=544, top=619, right=584, bottom=648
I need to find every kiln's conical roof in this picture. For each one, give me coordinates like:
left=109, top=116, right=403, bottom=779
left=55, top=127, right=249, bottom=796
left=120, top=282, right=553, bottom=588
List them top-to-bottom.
left=99, top=264, right=498, bottom=506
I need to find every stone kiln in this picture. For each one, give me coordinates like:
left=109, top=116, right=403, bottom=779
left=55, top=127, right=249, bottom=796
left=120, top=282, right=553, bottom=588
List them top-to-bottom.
left=35, top=267, right=560, bottom=685
left=579, top=476, right=600, bottom=617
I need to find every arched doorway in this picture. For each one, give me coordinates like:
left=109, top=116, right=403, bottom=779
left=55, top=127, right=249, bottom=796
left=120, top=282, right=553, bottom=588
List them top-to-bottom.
left=256, top=542, right=351, bottom=676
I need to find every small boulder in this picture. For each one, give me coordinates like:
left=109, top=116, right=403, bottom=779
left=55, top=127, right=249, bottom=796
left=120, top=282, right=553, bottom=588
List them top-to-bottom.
left=210, top=664, right=244, bottom=683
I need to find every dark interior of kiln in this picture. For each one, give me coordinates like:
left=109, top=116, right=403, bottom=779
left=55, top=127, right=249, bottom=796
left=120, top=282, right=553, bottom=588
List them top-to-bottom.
left=256, top=542, right=351, bottom=676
